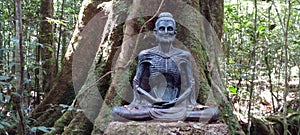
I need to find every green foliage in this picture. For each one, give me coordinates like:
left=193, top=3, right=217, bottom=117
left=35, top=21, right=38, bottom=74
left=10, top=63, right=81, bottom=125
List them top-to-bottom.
left=224, top=0, right=300, bottom=133
left=46, top=17, right=67, bottom=26
left=228, top=86, right=237, bottom=94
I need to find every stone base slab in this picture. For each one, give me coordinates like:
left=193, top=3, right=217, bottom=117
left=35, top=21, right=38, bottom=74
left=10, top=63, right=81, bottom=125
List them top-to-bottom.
left=104, top=121, right=228, bottom=135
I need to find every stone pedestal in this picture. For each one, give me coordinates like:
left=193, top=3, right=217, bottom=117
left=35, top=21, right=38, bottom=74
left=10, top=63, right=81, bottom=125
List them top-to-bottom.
left=104, top=121, right=228, bottom=135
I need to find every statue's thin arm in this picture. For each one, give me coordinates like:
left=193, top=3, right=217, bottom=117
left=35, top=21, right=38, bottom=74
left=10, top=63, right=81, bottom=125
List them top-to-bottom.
left=176, top=59, right=195, bottom=104
left=133, top=60, right=159, bottom=103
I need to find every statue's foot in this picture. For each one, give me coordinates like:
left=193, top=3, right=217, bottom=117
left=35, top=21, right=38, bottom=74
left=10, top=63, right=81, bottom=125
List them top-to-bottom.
left=112, top=106, right=152, bottom=121
left=186, top=107, right=220, bottom=123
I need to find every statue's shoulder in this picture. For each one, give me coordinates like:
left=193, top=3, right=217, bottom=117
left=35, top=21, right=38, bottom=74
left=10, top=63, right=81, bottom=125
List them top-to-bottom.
left=138, top=47, right=158, bottom=57
left=173, top=48, right=191, bottom=58
left=138, top=49, right=151, bottom=56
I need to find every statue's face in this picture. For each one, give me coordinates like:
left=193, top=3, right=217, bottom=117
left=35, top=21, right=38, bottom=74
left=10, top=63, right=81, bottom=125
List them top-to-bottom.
left=155, top=20, right=176, bottom=43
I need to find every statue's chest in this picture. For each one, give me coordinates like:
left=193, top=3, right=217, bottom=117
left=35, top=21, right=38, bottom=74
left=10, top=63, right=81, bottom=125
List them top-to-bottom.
left=148, top=55, right=180, bottom=78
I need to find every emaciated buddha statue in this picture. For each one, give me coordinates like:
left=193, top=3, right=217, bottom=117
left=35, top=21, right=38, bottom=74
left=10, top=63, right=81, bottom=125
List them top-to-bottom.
left=112, top=12, right=220, bottom=122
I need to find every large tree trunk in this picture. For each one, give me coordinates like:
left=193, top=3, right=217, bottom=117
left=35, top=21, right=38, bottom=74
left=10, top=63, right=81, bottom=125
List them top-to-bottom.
left=30, top=0, right=104, bottom=126
left=32, top=0, right=113, bottom=134
left=51, top=1, right=128, bottom=134
left=51, top=3, right=116, bottom=135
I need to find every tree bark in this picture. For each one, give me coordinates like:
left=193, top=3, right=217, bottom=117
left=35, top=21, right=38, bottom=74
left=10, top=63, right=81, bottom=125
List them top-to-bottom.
left=14, top=0, right=26, bottom=134
left=31, top=0, right=103, bottom=124
left=32, top=0, right=112, bottom=133
left=38, top=0, right=55, bottom=93
left=55, top=0, right=65, bottom=74
left=199, top=0, right=224, bottom=40
left=59, top=1, right=127, bottom=134
left=34, top=45, right=41, bottom=105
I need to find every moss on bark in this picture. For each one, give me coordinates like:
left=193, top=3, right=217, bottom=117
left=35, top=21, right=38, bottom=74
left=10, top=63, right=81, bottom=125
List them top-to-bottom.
left=33, top=106, right=63, bottom=127
left=46, top=110, right=75, bottom=135
left=62, top=112, right=93, bottom=135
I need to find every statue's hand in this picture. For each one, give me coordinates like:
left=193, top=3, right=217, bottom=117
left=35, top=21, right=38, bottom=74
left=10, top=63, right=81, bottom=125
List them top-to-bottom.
left=152, top=98, right=178, bottom=109
left=152, top=98, right=176, bottom=109
left=161, top=98, right=177, bottom=108
left=153, top=101, right=169, bottom=108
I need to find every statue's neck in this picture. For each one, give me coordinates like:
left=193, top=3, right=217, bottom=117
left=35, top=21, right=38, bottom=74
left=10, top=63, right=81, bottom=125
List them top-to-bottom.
left=158, top=43, right=173, bottom=54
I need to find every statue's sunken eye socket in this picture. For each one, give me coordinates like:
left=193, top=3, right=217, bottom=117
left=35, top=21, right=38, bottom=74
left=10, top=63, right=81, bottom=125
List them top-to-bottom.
left=158, top=26, right=174, bottom=31
left=159, top=27, right=165, bottom=31
left=167, top=27, right=173, bottom=31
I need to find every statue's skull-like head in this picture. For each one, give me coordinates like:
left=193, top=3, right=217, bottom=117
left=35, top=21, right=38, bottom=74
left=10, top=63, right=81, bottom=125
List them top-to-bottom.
left=154, top=12, right=176, bottom=43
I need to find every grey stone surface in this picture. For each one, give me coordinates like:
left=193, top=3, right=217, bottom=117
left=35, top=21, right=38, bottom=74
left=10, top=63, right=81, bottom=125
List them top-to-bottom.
left=104, top=121, right=228, bottom=135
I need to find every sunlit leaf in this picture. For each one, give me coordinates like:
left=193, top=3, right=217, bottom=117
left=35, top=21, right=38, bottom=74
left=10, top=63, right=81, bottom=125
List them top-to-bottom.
left=258, top=26, right=265, bottom=32
left=228, top=87, right=237, bottom=94
left=59, top=104, right=69, bottom=108
left=67, top=106, right=76, bottom=111
left=76, top=109, right=84, bottom=112
left=193, top=124, right=201, bottom=129
left=31, top=126, right=53, bottom=133
left=37, top=126, right=50, bottom=133
left=30, top=127, right=37, bottom=132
